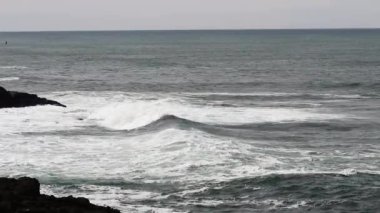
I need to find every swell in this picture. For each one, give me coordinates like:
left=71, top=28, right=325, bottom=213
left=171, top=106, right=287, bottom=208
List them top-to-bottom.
left=308, top=81, right=380, bottom=90
left=192, top=93, right=367, bottom=102
left=124, top=114, right=373, bottom=139
left=37, top=172, right=380, bottom=188
left=39, top=172, right=380, bottom=212
left=196, top=172, right=380, bottom=200
left=181, top=173, right=380, bottom=212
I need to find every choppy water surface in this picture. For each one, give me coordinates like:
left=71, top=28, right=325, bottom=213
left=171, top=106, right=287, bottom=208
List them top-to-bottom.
left=0, top=30, right=380, bottom=212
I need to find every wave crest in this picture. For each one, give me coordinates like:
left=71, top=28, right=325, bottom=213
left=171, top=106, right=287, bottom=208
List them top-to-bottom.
left=89, top=98, right=344, bottom=131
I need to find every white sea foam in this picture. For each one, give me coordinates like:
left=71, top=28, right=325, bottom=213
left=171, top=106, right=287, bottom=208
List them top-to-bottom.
left=0, top=66, right=28, bottom=70
left=0, top=77, right=20, bottom=81
left=0, top=91, right=375, bottom=212
left=0, top=91, right=360, bottom=181
left=0, top=91, right=368, bottom=180
left=0, top=91, right=114, bottom=134
left=89, top=96, right=344, bottom=130
left=0, top=105, right=85, bottom=134
left=0, top=127, right=280, bottom=183
left=41, top=185, right=178, bottom=213
left=285, top=201, right=308, bottom=209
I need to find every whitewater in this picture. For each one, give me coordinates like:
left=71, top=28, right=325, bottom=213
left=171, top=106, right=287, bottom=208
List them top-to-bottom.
left=1, top=30, right=379, bottom=212
left=1, top=91, right=378, bottom=212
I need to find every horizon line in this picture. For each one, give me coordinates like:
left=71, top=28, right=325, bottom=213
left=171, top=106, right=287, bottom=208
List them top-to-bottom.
left=1, top=27, right=380, bottom=33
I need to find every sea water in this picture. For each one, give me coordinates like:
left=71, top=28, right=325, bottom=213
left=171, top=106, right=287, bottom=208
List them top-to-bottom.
left=0, top=30, right=379, bottom=212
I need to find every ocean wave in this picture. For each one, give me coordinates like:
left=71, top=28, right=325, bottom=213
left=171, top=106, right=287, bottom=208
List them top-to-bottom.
left=309, top=81, right=380, bottom=90
left=187, top=92, right=366, bottom=100
left=89, top=98, right=344, bottom=131
left=113, top=114, right=363, bottom=139
left=34, top=170, right=379, bottom=187
left=37, top=171, right=380, bottom=213
left=182, top=172, right=380, bottom=208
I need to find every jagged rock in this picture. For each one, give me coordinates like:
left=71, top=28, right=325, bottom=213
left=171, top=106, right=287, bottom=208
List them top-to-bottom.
left=0, top=86, right=66, bottom=108
left=0, top=177, right=120, bottom=213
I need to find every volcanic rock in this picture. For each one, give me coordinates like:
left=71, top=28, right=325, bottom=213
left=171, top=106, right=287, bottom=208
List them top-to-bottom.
left=0, top=86, right=66, bottom=108
left=0, top=177, right=120, bottom=213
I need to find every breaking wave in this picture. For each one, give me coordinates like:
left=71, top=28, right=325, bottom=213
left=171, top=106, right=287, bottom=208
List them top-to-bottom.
left=89, top=98, right=344, bottom=131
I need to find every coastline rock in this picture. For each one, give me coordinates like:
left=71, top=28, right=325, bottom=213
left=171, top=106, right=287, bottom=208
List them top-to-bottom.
left=0, top=86, right=66, bottom=108
left=0, top=177, right=120, bottom=213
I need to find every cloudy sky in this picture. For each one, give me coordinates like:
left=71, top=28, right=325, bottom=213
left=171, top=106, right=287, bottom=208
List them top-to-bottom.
left=1, top=0, right=379, bottom=31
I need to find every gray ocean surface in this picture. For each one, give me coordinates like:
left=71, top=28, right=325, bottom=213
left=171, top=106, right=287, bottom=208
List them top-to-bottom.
left=0, top=30, right=379, bottom=212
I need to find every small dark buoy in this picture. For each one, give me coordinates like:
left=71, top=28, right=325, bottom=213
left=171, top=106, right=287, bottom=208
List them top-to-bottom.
left=4, top=41, right=7, bottom=45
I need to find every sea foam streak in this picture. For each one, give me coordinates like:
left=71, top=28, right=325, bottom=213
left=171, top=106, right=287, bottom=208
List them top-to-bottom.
left=0, top=66, right=28, bottom=70
left=0, top=77, right=20, bottom=82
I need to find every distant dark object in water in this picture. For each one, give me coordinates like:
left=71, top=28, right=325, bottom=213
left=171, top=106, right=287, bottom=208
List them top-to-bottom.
left=0, top=86, right=66, bottom=108
left=0, top=177, right=120, bottom=213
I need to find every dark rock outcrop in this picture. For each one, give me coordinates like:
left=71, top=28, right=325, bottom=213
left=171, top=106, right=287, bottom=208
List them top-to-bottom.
left=0, top=86, right=66, bottom=108
left=0, top=177, right=120, bottom=213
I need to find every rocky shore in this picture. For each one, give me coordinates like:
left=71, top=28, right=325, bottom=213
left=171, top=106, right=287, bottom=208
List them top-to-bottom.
left=0, top=86, right=66, bottom=108
left=0, top=177, right=120, bottom=213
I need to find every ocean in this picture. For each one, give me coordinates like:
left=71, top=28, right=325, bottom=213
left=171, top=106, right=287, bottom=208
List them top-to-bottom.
left=0, top=29, right=379, bottom=212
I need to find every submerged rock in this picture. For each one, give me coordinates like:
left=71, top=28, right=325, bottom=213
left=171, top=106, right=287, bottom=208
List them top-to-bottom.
left=0, top=86, right=66, bottom=108
left=0, top=177, right=120, bottom=213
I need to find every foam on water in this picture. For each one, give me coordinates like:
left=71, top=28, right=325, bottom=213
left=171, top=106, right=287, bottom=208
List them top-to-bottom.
left=1, top=30, right=379, bottom=212
left=0, top=66, right=28, bottom=70
left=0, top=76, right=20, bottom=81
left=0, top=91, right=377, bottom=212
left=0, top=91, right=120, bottom=134
left=1, top=91, right=367, bottom=181
left=1, top=91, right=343, bottom=135
left=89, top=95, right=344, bottom=130
left=0, top=105, right=84, bottom=135
left=1, top=126, right=375, bottom=185
left=41, top=185, right=177, bottom=213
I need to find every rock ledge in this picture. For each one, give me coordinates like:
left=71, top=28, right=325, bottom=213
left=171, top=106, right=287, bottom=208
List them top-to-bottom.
left=0, top=86, right=66, bottom=108
left=0, top=177, right=120, bottom=213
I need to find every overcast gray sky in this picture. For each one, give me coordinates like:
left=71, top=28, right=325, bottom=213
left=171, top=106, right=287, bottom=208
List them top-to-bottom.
left=1, top=0, right=379, bottom=31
